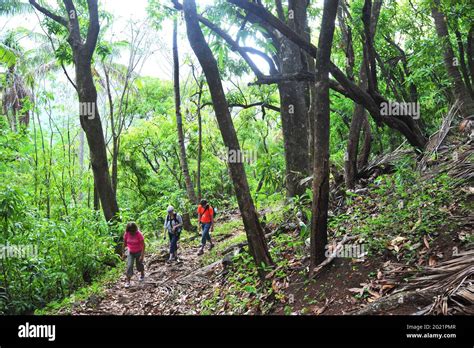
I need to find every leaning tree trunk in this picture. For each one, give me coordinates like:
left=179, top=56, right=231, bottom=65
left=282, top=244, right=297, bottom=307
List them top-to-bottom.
left=29, top=0, right=119, bottom=222
left=183, top=0, right=273, bottom=277
left=227, top=0, right=427, bottom=150
left=310, top=0, right=339, bottom=268
left=344, top=0, right=381, bottom=189
left=431, top=0, right=474, bottom=118
left=75, top=59, right=118, bottom=222
left=345, top=64, right=368, bottom=189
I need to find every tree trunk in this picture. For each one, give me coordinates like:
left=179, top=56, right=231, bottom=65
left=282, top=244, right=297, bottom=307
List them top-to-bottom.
left=30, top=0, right=119, bottom=222
left=183, top=0, right=273, bottom=277
left=228, top=0, right=427, bottom=150
left=277, top=0, right=311, bottom=197
left=310, top=0, right=339, bottom=268
left=344, top=0, right=381, bottom=189
left=431, top=0, right=474, bottom=118
left=173, top=18, right=197, bottom=206
left=467, top=24, right=474, bottom=86
left=454, top=27, right=474, bottom=98
left=76, top=57, right=118, bottom=221
left=104, top=63, right=119, bottom=195
left=345, top=65, right=368, bottom=189
left=278, top=82, right=310, bottom=197
left=197, top=101, right=202, bottom=202
left=358, top=117, right=372, bottom=169
left=78, top=128, right=85, bottom=202
left=111, top=137, right=119, bottom=195
left=93, top=176, right=100, bottom=211
left=182, top=213, right=194, bottom=231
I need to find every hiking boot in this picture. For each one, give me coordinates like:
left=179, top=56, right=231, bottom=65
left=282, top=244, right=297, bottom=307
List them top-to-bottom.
left=209, top=242, right=215, bottom=250
left=197, top=248, right=204, bottom=256
left=139, top=275, right=145, bottom=282
left=125, top=281, right=130, bottom=288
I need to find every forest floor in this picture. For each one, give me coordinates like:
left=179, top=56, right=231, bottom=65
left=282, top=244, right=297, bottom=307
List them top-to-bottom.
left=44, top=131, right=473, bottom=316
left=56, top=202, right=471, bottom=316
left=59, top=213, right=248, bottom=315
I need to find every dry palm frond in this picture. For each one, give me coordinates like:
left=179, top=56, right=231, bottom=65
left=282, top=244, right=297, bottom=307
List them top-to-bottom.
left=418, top=101, right=461, bottom=172
left=358, top=143, right=411, bottom=179
left=446, top=147, right=474, bottom=184
left=354, top=249, right=473, bottom=315
left=398, top=249, right=474, bottom=315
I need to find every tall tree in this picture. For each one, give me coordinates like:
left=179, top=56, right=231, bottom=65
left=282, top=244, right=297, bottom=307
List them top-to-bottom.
left=29, top=0, right=119, bottom=222
left=170, top=0, right=312, bottom=197
left=182, top=0, right=272, bottom=277
left=227, top=0, right=427, bottom=150
left=275, top=0, right=311, bottom=197
left=310, top=0, right=338, bottom=267
left=344, top=0, right=382, bottom=189
left=431, top=0, right=474, bottom=118
left=173, top=17, right=197, bottom=205
left=102, top=23, right=151, bottom=195
left=0, top=32, right=32, bottom=131
left=190, top=63, right=204, bottom=202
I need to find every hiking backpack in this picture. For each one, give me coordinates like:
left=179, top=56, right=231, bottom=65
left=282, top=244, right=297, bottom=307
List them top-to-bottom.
left=166, top=213, right=182, bottom=231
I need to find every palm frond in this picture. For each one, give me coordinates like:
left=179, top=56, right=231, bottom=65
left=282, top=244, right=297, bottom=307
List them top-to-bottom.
left=0, top=0, right=32, bottom=16
left=0, top=43, right=18, bottom=67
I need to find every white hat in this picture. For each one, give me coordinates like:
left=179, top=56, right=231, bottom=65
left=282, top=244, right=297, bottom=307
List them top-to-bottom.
left=167, top=205, right=174, bottom=213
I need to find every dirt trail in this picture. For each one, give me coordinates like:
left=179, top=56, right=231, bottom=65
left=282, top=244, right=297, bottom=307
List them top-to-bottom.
left=69, top=216, right=241, bottom=315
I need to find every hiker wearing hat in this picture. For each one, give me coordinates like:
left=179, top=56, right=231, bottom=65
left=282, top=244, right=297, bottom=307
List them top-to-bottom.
left=163, top=205, right=183, bottom=262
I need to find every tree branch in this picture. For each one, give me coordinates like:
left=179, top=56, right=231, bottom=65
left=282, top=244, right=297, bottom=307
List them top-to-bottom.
left=29, top=0, right=67, bottom=27
left=63, top=0, right=82, bottom=47
left=84, top=0, right=100, bottom=57
left=240, top=46, right=278, bottom=74
left=229, top=102, right=280, bottom=112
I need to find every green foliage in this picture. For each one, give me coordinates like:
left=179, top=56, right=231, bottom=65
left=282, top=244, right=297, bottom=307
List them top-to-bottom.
left=1, top=0, right=470, bottom=315
left=338, top=159, right=464, bottom=259
left=0, top=199, right=118, bottom=314
left=34, top=265, right=123, bottom=315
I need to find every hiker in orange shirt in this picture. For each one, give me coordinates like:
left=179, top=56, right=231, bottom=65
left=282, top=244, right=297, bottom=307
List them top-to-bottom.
left=197, top=199, right=215, bottom=255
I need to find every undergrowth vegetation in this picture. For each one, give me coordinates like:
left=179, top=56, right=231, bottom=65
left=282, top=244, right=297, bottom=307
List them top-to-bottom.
left=197, top=156, right=472, bottom=314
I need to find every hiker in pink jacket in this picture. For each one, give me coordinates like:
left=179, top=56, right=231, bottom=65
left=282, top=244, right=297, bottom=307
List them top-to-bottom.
left=122, top=222, right=145, bottom=288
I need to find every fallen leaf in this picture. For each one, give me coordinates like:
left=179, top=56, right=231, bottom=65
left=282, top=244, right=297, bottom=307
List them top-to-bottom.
left=391, top=236, right=407, bottom=244
left=423, top=236, right=430, bottom=249
left=348, top=287, right=365, bottom=295
left=368, top=289, right=381, bottom=299
left=312, top=305, right=327, bottom=315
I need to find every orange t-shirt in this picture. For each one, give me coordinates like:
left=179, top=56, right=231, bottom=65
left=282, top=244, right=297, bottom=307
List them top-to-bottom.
left=197, top=204, right=214, bottom=223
